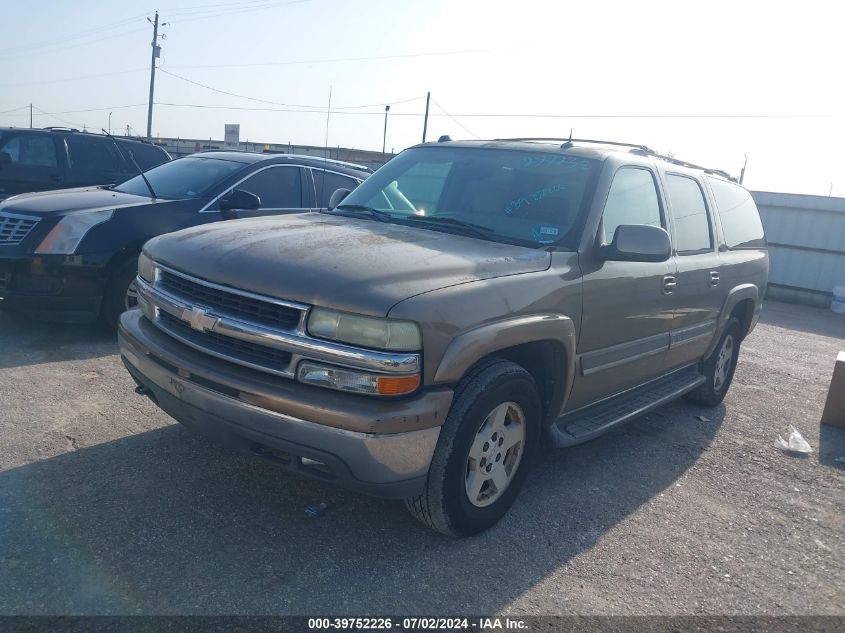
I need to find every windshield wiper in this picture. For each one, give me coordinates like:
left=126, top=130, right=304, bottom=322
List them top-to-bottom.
left=330, top=204, right=394, bottom=222
left=401, top=215, right=496, bottom=240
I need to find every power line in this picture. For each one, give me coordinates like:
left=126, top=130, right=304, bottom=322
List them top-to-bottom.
left=166, top=45, right=529, bottom=71
left=158, top=67, right=425, bottom=110
left=0, top=68, right=147, bottom=88
left=149, top=102, right=829, bottom=119
left=0, top=105, right=31, bottom=115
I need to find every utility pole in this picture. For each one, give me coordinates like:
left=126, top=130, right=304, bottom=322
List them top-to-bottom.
left=146, top=11, right=165, bottom=139
left=422, top=92, right=430, bottom=143
left=29, top=104, right=32, bottom=128
left=382, top=105, right=390, bottom=154
left=108, top=111, right=112, bottom=135
left=739, top=154, right=748, bottom=185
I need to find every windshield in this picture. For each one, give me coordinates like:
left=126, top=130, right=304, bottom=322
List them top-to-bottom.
left=337, top=146, right=599, bottom=247
left=113, top=156, right=246, bottom=200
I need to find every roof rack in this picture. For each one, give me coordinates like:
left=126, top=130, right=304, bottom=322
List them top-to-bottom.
left=42, top=126, right=80, bottom=133
left=492, top=137, right=736, bottom=181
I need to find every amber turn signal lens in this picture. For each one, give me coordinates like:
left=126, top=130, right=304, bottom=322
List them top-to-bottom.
left=376, top=374, right=421, bottom=395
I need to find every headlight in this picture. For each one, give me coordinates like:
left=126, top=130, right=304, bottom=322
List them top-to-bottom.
left=35, top=209, right=114, bottom=254
left=137, top=251, right=156, bottom=283
left=307, top=307, right=421, bottom=351
left=298, top=362, right=421, bottom=396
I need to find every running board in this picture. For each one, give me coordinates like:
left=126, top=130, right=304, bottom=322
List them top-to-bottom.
left=549, top=365, right=705, bottom=447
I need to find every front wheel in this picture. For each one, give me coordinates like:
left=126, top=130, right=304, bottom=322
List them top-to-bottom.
left=101, top=256, right=140, bottom=330
left=684, top=317, right=742, bottom=407
left=405, top=359, right=541, bottom=537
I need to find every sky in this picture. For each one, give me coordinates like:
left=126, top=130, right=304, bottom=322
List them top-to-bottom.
left=1, top=0, right=842, bottom=196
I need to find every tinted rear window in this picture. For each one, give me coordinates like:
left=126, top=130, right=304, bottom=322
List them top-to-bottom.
left=118, top=141, right=169, bottom=170
left=706, top=177, right=766, bottom=249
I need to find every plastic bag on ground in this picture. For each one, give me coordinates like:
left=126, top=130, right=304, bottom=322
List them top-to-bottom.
left=775, top=425, right=813, bottom=454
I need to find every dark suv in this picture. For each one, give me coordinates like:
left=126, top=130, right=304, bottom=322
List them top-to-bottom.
left=0, top=128, right=170, bottom=200
left=119, top=138, right=768, bottom=536
left=0, top=151, right=369, bottom=327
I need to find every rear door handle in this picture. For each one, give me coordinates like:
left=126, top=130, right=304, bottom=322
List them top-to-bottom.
left=709, top=271, right=720, bottom=287
left=663, top=275, right=677, bottom=294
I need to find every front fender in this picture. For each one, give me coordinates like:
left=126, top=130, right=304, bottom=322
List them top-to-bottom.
left=433, top=314, right=577, bottom=421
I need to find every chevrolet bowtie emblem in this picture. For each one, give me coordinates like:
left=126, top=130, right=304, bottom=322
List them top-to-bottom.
left=182, top=306, right=218, bottom=333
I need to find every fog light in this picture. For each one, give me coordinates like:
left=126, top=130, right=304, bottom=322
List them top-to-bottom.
left=297, top=362, right=420, bottom=396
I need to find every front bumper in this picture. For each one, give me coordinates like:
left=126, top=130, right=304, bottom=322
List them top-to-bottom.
left=0, top=255, right=107, bottom=323
left=119, top=309, right=453, bottom=498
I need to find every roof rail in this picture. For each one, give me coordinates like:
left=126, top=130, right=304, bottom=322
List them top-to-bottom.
left=42, top=126, right=80, bottom=133
left=492, top=137, right=736, bottom=182
left=493, top=137, right=654, bottom=153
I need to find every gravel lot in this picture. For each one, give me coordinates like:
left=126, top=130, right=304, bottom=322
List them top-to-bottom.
left=1, top=300, right=843, bottom=615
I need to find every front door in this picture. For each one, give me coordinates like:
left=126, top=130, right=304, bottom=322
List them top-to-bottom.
left=567, top=165, right=676, bottom=411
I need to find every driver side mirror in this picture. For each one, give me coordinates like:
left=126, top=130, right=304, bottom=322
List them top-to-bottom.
left=328, top=187, right=351, bottom=210
left=219, top=188, right=261, bottom=213
left=597, top=224, right=671, bottom=263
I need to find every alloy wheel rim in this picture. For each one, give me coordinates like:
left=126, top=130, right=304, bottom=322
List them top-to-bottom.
left=124, top=281, right=139, bottom=311
left=714, top=334, right=734, bottom=391
left=465, top=401, right=526, bottom=508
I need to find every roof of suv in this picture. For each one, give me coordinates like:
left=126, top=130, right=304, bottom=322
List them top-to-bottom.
left=0, top=127, right=166, bottom=149
left=411, top=137, right=737, bottom=182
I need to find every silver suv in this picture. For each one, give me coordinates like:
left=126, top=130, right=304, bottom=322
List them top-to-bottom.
left=118, top=138, right=768, bottom=536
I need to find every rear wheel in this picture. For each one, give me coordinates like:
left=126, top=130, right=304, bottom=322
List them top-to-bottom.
left=101, top=256, right=140, bottom=330
left=684, top=317, right=741, bottom=407
left=405, top=359, right=541, bottom=537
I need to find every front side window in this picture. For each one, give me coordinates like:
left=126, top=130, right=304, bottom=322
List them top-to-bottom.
left=0, top=134, right=58, bottom=168
left=66, top=136, right=123, bottom=171
left=337, top=146, right=599, bottom=248
left=113, top=156, right=246, bottom=200
left=238, top=166, right=302, bottom=208
left=600, top=167, right=662, bottom=244
left=314, top=170, right=359, bottom=207
left=666, top=174, right=712, bottom=253
left=707, top=177, right=766, bottom=249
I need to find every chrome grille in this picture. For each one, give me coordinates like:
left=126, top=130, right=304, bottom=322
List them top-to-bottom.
left=0, top=213, right=39, bottom=245
left=159, top=269, right=303, bottom=330
left=158, top=310, right=293, bottom=374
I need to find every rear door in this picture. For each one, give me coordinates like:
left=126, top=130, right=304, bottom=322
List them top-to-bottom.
left=0, top=131, right=64, bottom=197
left=64, top=134, right=128, bottom=187
left=215, top=164, right=305, bottom=219
left=567, top=165, right=676, bottom=411
left=662, top=171, right=725, bottom=369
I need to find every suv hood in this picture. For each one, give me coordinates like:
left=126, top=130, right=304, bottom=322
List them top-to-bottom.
left=0, top=186, right=159, bottom=218
left=146, top=213, right=551, bottom=316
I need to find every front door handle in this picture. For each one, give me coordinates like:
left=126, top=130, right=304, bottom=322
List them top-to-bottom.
left=709, top=271, right=720, bottom=287
left=663, top=275, right=677, bottom=294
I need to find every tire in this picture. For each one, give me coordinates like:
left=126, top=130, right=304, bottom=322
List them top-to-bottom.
left=101, top=255, right=140, bottom=330
left=684, top=316, right=742, bottom=407
left=404, top=358, right=541, bottom=537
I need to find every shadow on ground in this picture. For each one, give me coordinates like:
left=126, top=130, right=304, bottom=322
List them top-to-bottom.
left=760, top=300, right=845, bottom=340
left=0, top=310, right=116, bottom=370
left=0, top=401, right=724, bottom=615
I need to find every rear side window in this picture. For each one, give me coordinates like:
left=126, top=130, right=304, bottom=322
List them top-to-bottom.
left=0, top=133, right=58, bottom=167
left=66, top=136, right=123, bottom=172
left=118, top=141, right=168, bottom=170
left=238, top=166, right=302, bottom=208
left=601, top=167, right=662, bottom=244
left=314, top=170, right=359, bottom=208
left=665, top=174, right=712, bottom=253
left=707, top=177, right=766, bottom=248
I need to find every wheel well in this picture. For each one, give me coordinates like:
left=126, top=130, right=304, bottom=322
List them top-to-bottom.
left=730, top=298, right=755, bottom=339
left=484, top=340, right=567, bottom=423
